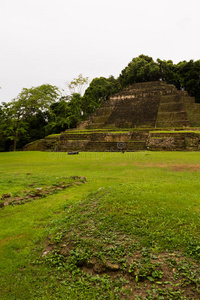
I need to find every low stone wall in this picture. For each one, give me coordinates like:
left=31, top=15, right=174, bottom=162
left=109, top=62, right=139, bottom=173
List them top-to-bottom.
left=23, top=130, right=200, bottom=152
left=147, top=131, right=200, bottom=151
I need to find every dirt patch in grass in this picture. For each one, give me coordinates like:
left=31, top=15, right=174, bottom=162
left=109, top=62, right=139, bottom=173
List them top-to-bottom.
left=134, top=162, right=200, bottom=172
left=169, top=164, right=200, bottom=172
left=0, top=234, right=26, bottom=247
left=0, top=236, right=13, bottom=247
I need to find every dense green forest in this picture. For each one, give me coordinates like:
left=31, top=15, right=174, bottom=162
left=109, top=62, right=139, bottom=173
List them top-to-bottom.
left=0, top=55, right=200, bottom=151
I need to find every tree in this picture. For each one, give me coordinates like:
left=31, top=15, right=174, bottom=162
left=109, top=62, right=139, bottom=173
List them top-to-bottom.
left=118, top=55, right=160, bottom=87
left=157, top=59, right=175, bottom=83
left=175, top=60, right=200, bottom=102
left=67, top=74, right=89, bottom=96
left=83, top=76, right=120, bottom=115
left=4, top=84, right=61, bottom=151
left=46, top=93, right=85, bottom=133
left=67, top=93, right=84, bottom=126
left=46, top=96, right=73, bottom=133
left=0, top=103, right=7, bottom=151
left=17, top=110, right=50, bottom=148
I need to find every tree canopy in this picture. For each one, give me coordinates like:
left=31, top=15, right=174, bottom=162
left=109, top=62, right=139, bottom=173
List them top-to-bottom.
left=118, top=55, right=160, bottom=87
left=0, top=84, right=61, bottom=151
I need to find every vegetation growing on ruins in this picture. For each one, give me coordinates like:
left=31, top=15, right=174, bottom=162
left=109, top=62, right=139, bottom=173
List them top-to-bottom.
left=0, top=55, right=200, bottom=151
left=119, top=55, right=200, bottom=103
left=0, top=151, right=200, bottom=299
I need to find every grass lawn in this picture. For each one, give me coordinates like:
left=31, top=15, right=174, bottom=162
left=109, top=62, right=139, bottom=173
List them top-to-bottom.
left=0, top=151, right=200, bottom=299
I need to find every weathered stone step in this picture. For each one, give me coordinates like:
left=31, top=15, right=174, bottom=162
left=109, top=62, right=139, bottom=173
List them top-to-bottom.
left=112, top=89, right=183, bottom=100
left=160, top=95, right=183, bottom=103
left=160, top=95, right=195, bottom=104
left=182, top=96, right=195, bottom=104
left=158, top=102, right=185, bottom=112
left=185, top=103, right=200, bottom=113
left=95, top=107, right=113, bottom=116
left=157, top=111, right=188, bottom=121
left=91, top=115, right=111, bottom=124
left=156, top=120, right=190, bottom=127
left=87, top=123, right=105, bottom=129
left=150, top=132, right=198, bottom=138
left=61, top=133, right=92, bottom=140
left=130, top=133, right=148, bottom=140
left=147, top=138, right=186, bottom=151
left=58, top=140, right=89, bottom=151
left=85, top=141, right=147, bottom=151
left=126, top=141, right=146, bottom=150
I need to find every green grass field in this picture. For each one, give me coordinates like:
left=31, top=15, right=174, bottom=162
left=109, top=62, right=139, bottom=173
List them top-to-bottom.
left=0, top=151, right=200, bottom=299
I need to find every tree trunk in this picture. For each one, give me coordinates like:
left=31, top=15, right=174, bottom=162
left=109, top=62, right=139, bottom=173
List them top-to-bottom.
left=13, top=130, right=18, bottom=151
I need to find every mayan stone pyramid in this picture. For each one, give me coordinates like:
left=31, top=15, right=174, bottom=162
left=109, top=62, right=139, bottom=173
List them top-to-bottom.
left=24, top=81, right=200, bottom=152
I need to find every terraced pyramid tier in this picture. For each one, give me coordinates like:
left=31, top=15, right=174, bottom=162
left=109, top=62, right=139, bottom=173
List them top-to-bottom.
left=78, top=81, right=200, bottom=129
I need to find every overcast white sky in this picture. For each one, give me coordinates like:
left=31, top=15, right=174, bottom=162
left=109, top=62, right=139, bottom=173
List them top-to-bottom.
left=0, top=0, right=200, bottom=103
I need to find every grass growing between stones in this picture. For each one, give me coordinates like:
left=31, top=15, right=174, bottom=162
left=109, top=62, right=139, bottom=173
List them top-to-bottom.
left=0, top=151, right=200, bottom=299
